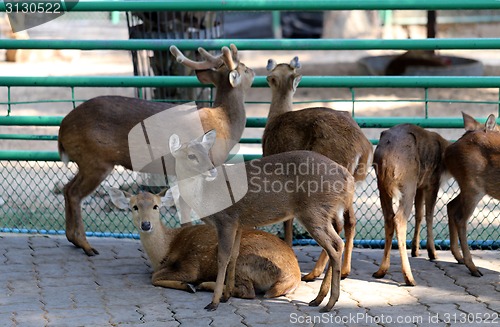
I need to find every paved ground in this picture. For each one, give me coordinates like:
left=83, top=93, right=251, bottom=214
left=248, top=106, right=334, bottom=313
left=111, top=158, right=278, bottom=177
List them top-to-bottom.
left=0, top=233, right=498, bottom=327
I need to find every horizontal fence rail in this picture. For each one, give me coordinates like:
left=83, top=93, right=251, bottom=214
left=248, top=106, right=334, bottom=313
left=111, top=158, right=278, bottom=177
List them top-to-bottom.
left=2, top=0, right=500, bottom=11
left=1, top=38, right=500, bottom=51
left=2, top=76, right=500, bottom=88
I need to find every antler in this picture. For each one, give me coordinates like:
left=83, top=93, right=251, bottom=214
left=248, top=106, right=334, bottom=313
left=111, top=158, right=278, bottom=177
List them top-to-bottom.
left=220, top=44, right=239, bottom=71
left=169, top=45, right=224, bottom=70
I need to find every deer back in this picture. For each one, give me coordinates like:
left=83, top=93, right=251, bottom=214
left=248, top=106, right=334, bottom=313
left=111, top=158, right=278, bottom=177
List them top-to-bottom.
left=263, top=107, right=372, bottom=182
left=374, top=124, right=449, bottom=194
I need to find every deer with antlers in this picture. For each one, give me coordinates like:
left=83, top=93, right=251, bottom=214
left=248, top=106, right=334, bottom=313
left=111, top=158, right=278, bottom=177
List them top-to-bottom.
left=58, top=44, right=254, bottom=255
left=262, top=57, right=373, bottom=281
left=445, top=112, right=500, bottom=277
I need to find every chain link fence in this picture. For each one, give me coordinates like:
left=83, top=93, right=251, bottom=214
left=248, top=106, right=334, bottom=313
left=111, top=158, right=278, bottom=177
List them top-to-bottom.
left=0, top=157, right=498, bottom=248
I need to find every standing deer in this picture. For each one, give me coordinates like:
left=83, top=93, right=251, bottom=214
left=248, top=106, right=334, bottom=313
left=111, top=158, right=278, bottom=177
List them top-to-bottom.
left=58, top=44, right=254, bottom=256
left=262, top=57, right=373, bottom=280
left=445, top=113, right=500, bottom=277
left=372, top=124, right=450, bottom=286
left=169, top=130, right=355, bottom=312
left=107, top=188, right=301, bottom=298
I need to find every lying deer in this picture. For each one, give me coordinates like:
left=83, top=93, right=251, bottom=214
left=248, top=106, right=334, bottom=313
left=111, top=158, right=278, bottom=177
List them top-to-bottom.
left=57, top=44, right=254, bottom=256
left=263, top=57, right=373, bottom=280
left=445, top=112, right=500, bottom=277
left=372, top=124, right=450, bottom=286
left=169, top=130, right=355, bottom=312
left=107, top=188, right=301, bottom=298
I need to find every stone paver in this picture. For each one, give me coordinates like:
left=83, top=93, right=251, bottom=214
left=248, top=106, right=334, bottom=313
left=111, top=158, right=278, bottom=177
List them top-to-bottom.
left=0, top=233, right=498, bottom=326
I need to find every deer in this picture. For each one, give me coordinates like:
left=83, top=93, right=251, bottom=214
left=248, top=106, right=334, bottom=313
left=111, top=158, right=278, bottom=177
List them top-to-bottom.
left=57, top=44, right=255, bottom=256
left=262, top=57, right=373, bottom=281
left=445, top=112, right=500, bottom=277
left=371, top=124, right=450, bottom=286
left=169, top=129, right=355, bottom=312
left=107, top=188, right=301, bottom=299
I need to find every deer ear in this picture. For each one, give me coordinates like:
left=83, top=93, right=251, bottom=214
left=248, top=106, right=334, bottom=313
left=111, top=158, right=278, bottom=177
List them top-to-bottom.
left=266, top=59, right=277, bottom=71
left=195, top=69, right=217, bottom=85
left=229, top=70, right=241, bottom=87
left=292, top=74, right=302, bottom=93
left=462, top=112, right=481, bottom=131
left=485, top=114, right=497, bottom=132
left=201, top=129, right=217, bottom=151
left=169, top=134, right=182, bottom=154
left=107, top=187, right=131, bottom=210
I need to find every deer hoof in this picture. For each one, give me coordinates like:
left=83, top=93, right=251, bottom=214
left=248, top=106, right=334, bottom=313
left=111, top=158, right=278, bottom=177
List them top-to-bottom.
left=83, top=247, right=99, bottom=256
left=471, top=269, right=483, bottom=277
left=372, top=270, right=386, bottom=279
left=301, top=273, right=317, bottom=282
left=404, top=278, right=417, bottom=286
left=186, top=284, right=196, bottom=293
left=308, top=298, right=321, bottom=307
left=204, top=302, right=219, bottom=311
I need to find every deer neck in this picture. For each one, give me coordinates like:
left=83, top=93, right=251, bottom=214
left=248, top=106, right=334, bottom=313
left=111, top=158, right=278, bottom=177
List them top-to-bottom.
left=212, top=86, right=247, bottom=138
left=268, top=88, right=294, bottom=123
left=139, top=224, right=177, bottom=271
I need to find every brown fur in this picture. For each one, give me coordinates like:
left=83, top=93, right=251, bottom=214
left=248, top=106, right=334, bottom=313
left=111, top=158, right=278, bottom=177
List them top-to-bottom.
left=58, top=45, right=254, bottom=256
left=262, top=59, right=373, bottom=281
left=445, top=113, right=500, bottom=277
left=372, top=124, right=450, bottom=286
left=170, top=131, right=355, bottom=312
left=109, top=190, right=301, bottom=299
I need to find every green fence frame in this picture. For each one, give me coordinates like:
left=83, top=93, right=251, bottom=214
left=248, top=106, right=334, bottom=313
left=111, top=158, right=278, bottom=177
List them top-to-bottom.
left=0, top=0, right=499, bottom=249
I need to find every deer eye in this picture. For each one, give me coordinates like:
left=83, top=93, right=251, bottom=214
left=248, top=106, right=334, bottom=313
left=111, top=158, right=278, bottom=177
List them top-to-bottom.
left=188, top=154, right=197, bottom=161
left=132, top=205, right=139, bottom=211
left=153, top=205, right=159, bottom=210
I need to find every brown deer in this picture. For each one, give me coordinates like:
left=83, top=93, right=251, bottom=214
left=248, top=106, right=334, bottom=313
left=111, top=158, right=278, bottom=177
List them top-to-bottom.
left=57, top=44, right=254, bottom=256
left=262, top=57, right=373, bottom=280
left=445, top=113, right=500, bottom=277
left=372, top=124, right=450, bottom=286
left=169, top=130, right=355, bottom=312
left=107, top=188, right=301, bottom=298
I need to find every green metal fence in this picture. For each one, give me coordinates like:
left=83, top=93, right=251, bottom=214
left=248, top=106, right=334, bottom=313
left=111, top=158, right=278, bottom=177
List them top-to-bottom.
left=0, top=1, right=499, bottom=249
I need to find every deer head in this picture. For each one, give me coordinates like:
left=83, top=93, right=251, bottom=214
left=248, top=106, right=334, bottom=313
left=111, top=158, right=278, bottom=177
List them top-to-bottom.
left=266, top=56, right=302, bottom=94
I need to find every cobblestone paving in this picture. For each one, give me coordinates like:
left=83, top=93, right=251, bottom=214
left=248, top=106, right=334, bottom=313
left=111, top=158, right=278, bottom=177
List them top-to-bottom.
left=0, top=233, right=498, bottom=326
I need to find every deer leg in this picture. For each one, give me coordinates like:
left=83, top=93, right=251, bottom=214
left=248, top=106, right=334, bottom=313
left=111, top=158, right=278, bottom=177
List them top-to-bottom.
left=64, top=165, right=112, bottom=256
left=373, top=185, right=395, bottom=279
left=424, top=186, right=440, bottom=261
left=394, top=188, right=417, bottom=286
left=411, top=188, right=424, bottom=257
left=455, top=191, right=484, bottom=277
left=447, top=195, right=464, bottom=264
left=341, top=205, right=356, bottom=278
left=301, top=212, right=344, bottom=312
left=283, top=219, right=294, bottom=246
left=205, top=220, right=238, bottom=311
left=222, top=228, right=242, bottom=302
left=301, top=250, right=328, bottom=281
left=309, top=261, right=333, bottom=307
